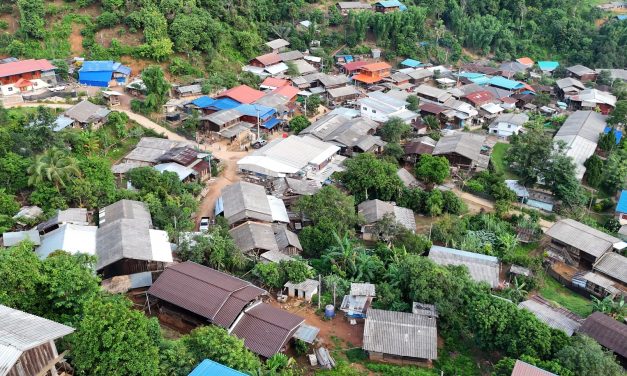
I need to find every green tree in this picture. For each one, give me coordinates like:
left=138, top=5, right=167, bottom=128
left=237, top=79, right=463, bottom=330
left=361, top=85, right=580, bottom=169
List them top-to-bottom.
left=17, top=0, right=45, bottom=39
left=286, top=61, right=299, bottom=77
left=142, top=66, right=171, bottom=112
left=305, top=94, right=321, bottom=117
left=406, top=95, right=420, bottom=111
left=607, top=100, right=626, bottom=126
left=289, top=115, right=310, bottom=135
left=424, top=115, right=440, bottom=131
left=379, top=118, right=411, bottom=143
left=598, top=128, right=617, bottom=152
left=506, top=129, right=553, bottom=185
left=383, top=142, right=404, bottom=161
left=27, top=148, right=81, bottom=190
left=601, top=149, right=627, bottom=194
left=0, top=152, right=30, bottom=194
left=336, top=153, right=403, bottom=202
left=584, top=154, right=604, bottom=188
left=415, top=155, right=450, bottom=185
left=425, top=189, right=444, bottom=216
left=0, top=242, right=43, bottom=313
left=279, top=259, right=313, bottom=284
left=252, top=262, right=283, bottom=289
left=71, top=295, right=161, bottom=376
left=182, top=326, right=262, bottom=372
left=556, top=335, right=624, bottom=376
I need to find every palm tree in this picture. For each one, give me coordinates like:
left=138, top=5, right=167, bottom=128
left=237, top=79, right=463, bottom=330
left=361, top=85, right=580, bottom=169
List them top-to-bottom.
left=27, top=148, right=80, bottom=190
left=322, top=232, right=363, bottom=277
left=507, top=277, right=528, bottom=303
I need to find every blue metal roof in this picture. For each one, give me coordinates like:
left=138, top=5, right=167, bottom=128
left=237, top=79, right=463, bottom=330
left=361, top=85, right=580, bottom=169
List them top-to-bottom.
left=376, top=0, right=407, bottom=10
left=617, top=15, right=627, bottom=21
left=401, top=58, right=421, bottom=68
left=80, top=61, right=115, bottom=72
left=537, top=61, right=559, bottom=71
left=115, top=64, right=131, bottom=75
left=79, top=71, right=113, bottom=86
left=459, top=72, right=485, bottom=79
left=488, top=76, right=524, bottom=90
left=192, top=96, right=216, bottom=108
left=211, top=98, right=241, bottom=110
left=235, top=104, right=276, bottom=119
left=262, top=117, right=281, bottom=129
left=603, top=127, right=622, bottom=144
left=617, top=190, right=627, bottom=214
left=214, top=197, right=224, bottom=216
left=430, top=245, right=499, bottom=263
left=188, top=359, right=247, bottom=376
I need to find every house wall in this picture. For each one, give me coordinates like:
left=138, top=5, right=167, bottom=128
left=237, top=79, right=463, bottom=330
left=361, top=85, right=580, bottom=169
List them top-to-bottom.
left=0, top=71, right=41, bottom=85
left=438, top=152, right=473, bottom=169
left=100, top=259, right=167, bottom=279
left=8, top=341, right=57, bottom=376
left=368, top=351, right=432, bottom=366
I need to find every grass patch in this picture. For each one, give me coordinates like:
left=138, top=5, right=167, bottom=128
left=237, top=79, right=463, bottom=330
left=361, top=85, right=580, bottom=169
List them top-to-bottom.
left=491, top=143, right=517, bottom=179
left=539, top=276, right=593, bottom=317
left=345, top=348, right=368, bottom=363
left=365, top=363, right=438, bottom=375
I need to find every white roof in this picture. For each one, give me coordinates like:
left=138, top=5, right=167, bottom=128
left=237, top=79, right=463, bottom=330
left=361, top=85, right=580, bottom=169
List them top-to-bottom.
left=265, top=38, right=289, bottom=50
left=304, top=55, right=322, bottom=63
left=265, top=62, right=289, bottom=75
left=481, top=103, right=504, bottom=114
left=251, top=135, right=340, bottom=170
left=237, top=155, right=298, bottom=177
left=154, top=162, right=196, bottom=181
left=267, top=195, right=290, bottom=223
left=36, top=223, right=97, bottom=259
left=2, top=229, right=41, bottom=247
left=148, top=229, right=175, bottom=263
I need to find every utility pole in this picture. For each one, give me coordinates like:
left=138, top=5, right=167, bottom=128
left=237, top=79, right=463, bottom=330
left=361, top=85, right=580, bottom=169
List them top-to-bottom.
left=256, top=106, right=260, bottom=140
left=318, top=274, right=321, bottom=310
left=333, top=282, right=336, bottom=307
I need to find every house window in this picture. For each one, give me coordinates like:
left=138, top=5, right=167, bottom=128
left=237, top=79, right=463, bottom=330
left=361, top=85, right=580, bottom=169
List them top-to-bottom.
left=7, top=87, right=12, bottom=92
left=372, top=109, right=376, bottom=113
left=507, top=124, right=511, bottom=128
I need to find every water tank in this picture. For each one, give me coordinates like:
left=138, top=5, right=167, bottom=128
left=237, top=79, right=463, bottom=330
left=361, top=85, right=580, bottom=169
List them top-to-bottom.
left=324, top=304, right=335, bottom=319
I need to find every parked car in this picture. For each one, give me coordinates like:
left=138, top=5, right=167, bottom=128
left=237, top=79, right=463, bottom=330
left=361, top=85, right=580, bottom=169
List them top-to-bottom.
left=49, top=85, right=66, bottom=92
left=252, top=139, right=267, bottom=149
left=199, top=217, right=210, bottom=232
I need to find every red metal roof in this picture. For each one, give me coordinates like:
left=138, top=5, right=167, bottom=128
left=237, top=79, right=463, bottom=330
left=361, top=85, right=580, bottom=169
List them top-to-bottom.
left=253, top=53, right=281, bottom=67
left=0, top=59, right=55, bottom=78
left=343, top=60, right=369, bottom=72
left=361, top=62, right=392, bottom=72
left=261, top=77, right=290, bottom=88
left=14, top=78, right=33, bottom=88
left=217, top=85, right=266, bottom=104
left=271, top=85, right=299, bottom=100
left=464, top=90, right=495, bottom=105
left=420, top=102, right=446, bottom=114
left=148, top=262, right=266, bottom=328
left=230, top=303, right=304, bottom=358
left=511, top=360, right=556, bottom=376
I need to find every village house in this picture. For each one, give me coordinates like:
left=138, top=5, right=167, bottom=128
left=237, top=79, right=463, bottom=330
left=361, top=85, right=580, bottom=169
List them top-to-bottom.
left=373, top=0, right=407, bottom=13
left=336, top=2, right=372, bottom=14
left=265, top=38, right=290, bottom=53
left=278, top=50, right=305, bottom=63
left=249, top=52, right=282, bottom=68
left=0, top=59, right=56, bottom=89
left=78, top=60, right=130, bottom=87
left=499, top=61, right=529, bottom=78
left=537, top=61, right=560, bottom=74
left=353, top=62, right=392, bottom=85
left=566, top=64, right=598, bottom=82
left=596, top=68, right=627, bottom=82
left=488, top=76, right=525, bottom=93
left=260, top=77, right=291, bottom=91
left=555, top=77, right=586, bottom=98
left=172, top=83, right=202, bottom=98
left=414, top=84, right=452, bottom=104
left=217, top=85, right=265, bottom=104
left=327, top=86, right=361, bottom=105
left=569, top=89, right=617, bottom=114
left=463, top=90, right=496, bottom=108
left=358, top=91, right=417, bottom=124
left=63, top=100, right=111, bottom=129
left=553, top=110, right=607, bottom=180
left=300, top=113, right=385, bottom=155
left=488, top=113, right=529, bottom=138
left=432, top=132, right=490, bottom=171
left=237, top=135, right=343, bottom=182
left=403, top=136, right=436, bottom=163
left=156, top=146, right=211, bottom=182
left=397, top=167, right=421, bottom=188
left=218, top=181, right=289, bottom=226
left=96, top=199, right=173, bottom=278
left=357, top=199, right=416, bottom=241
left=37, top=207, right=90, bottom=234
left=545, top=219, right=625, bottom=269
left=229, top=221, right=281, bottom=255
left=36, top=223, right=97, bottom=260
left=272, top=223, right=303, bottom=255
left=1, top=229, right=40, bottom=248
left=429, top=245, right=501, bottom=288
left=592, top=252, right=627, bottom=293
left=147, top=261, right=306, bottom=358
left=284, top=279, right=319, bottom=301
left=340, top=282, right=376, bottom=318
left=518, top=296, right=581, bottom=336
left=0, top=305, right=74, bottom=376
left=362, top=308, right=437, bottom=365
left=578, top=312, right=627, bottom=365
left=511, top=360, right=557, bottom=376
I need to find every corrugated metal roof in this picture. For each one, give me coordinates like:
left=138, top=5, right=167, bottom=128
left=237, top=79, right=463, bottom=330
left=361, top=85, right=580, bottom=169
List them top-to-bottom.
left=265, top=39, right=290, bottom=50
left=0, top=59, right=55, bottom=78
left=64, top=100, right=111, bottom=124
left=432, top=132, right=486, bottom=164
left=221, top=181, right=273, bottom=225
left=358, top=199, right=415, bottom=231
left=37, top=207, right=89, bottom=232
left=546, top=219, right=619, bottom=258
left=230, top=222, right=279, bottom=253
left=36, top=223, right=97, bottom=259
left=2, top=229, right=41, bottom=247
left=428, top=246, right=500, bottom=288
left=593, top=252, right=627, bottom=284
left=148, top=262, right=266, bottom=328
left=284, top=279, right=319, bottom=292
left=350, top=283, right=376, bottom=296
left=518, top=298, right=581, bottom=336
left=230, top=303, right=304, bottom=358
left=0, top=305, right=74, bottom=352
left=363, top=308, right=437, bottom=360
left=578, top=312, right=627, bottom=358
left=293, top=323, right=320, bottom=343
left=0, top=344, right=22, bottom=376
left=188, top=359, right=247, bottom=376
left=511, top=360, right=557, bottom=376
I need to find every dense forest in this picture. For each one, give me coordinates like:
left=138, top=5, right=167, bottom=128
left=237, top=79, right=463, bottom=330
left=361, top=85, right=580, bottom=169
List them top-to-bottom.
left=1, top=0, right=625, bottom=84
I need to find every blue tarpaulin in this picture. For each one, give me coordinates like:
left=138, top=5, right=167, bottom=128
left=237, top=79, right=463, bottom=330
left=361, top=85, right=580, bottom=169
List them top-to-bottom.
left=537, top=61, right=559, bottom=72
left=192, top=96, right=216, bottom=108
left=263, top=117, right=281, bottom=129
left=604, top=127, right=623, bottom=144
left=617, top=190, right=627, bottom=214
left=188, top=359, right=246, bottom=376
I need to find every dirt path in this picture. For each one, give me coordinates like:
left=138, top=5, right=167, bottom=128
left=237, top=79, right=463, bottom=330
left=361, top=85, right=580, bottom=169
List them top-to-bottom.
left=453, top=188, right=495, bottom=213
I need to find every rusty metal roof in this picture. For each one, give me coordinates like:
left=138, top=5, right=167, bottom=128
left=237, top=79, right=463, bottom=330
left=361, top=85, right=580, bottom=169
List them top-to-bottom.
left=148, top=262, right=266, bottom=328
left=231, top=303, right=304, bottom=358
left=578, top=312, right=627, bottom=358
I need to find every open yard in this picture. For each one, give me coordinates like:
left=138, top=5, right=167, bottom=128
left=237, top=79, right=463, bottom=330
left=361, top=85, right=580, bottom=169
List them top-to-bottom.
left=490, top=143, right=518, bottom=179
left=539, top=276, right=593, bottom=317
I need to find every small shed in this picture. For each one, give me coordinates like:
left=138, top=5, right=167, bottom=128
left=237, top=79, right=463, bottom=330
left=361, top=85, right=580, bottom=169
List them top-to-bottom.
left=102, top=90, right=122, bottom=106
left=284, top=279, right=319, bottom=301
left=188, top=359, right=247, bottom=376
